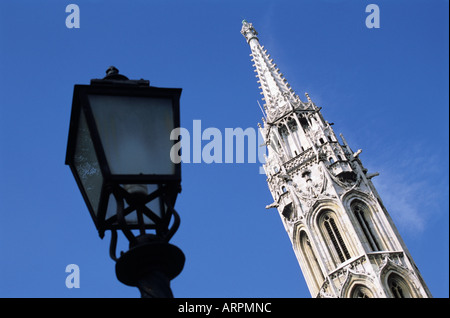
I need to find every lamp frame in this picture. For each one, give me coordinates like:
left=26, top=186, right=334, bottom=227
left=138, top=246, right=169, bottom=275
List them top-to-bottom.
left=65, top=79, right=181, bottom=237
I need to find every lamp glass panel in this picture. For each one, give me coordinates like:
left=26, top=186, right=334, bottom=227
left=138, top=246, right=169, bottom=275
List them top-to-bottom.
left=88, top=94, right=175, bottom=176
left=74, top=109, right=103, bottom=215
left=104, top=184, right=163, bottom=227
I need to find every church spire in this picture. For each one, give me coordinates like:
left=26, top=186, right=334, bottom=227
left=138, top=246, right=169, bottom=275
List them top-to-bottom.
left=241, top=20, right=303, bottom=122
left=241, top=21, right=431, bottom=298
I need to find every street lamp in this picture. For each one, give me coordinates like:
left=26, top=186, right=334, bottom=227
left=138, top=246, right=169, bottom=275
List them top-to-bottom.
left=65, top=66, right=184, bottom=298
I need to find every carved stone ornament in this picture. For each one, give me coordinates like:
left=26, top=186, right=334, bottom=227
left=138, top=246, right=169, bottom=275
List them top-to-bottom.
left=326, top=162, right=362, bottom=191
left=291, top=166, right=336, bottom=208
left=377, top=253, right=409, bottom=276
left=339, top=268, right=374, bottom=298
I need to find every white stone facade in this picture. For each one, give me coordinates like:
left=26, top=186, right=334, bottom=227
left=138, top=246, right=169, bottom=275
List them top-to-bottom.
left=241, top=21, right=431, bottom=298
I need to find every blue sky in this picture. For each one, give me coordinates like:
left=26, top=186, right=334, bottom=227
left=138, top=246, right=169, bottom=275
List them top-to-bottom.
left=0, top=0, right=448, bottom=298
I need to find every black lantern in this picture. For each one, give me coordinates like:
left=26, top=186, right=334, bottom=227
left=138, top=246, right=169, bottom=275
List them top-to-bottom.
left=65, top=67, right=184, bottom=297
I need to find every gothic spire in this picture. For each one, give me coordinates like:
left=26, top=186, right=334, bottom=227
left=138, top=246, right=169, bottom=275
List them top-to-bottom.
left=241, top=20, right=303, bottom=122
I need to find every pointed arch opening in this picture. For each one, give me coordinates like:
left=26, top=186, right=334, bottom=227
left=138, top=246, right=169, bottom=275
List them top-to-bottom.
left=351, top=200, right=384, bottom=252
left=318, top=210, right=352, bottom=265
left=298, top=230, right=324, bottom=296
left=387, top=273, right=412, bottom=298
left=350, top=284, right=374, bottom=298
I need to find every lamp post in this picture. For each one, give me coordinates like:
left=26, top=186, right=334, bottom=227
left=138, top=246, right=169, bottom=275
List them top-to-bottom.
left=65, top=66, right=184, bottom=298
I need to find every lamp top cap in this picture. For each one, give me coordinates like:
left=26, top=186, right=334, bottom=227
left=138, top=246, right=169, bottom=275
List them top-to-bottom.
left=90, top=66, right=150, bottom=86
left=103, top=66, right=129, bottom=81
left=106, top=66, right=119, bottom=76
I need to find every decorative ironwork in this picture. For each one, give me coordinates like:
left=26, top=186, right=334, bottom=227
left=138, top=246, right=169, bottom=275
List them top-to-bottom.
left=107, top=183, right=181, bottom=261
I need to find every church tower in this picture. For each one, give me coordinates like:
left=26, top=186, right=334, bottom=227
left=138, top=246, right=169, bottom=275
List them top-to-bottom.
left=241, top=21, right=431, bottom=298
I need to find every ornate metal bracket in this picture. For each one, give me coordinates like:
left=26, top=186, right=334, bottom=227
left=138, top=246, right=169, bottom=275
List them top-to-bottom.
left=107, top=183, right=181, bottom=261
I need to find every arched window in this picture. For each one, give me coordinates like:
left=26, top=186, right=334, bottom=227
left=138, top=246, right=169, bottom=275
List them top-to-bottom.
left=351, top=201, right=382, bottom=252
left=319, top=211, right=351, bottom=264
left=299, top=231, right=324, bottom=294
left=388, top=274, right=411, bottom=298
left=350, top=284, right=374, bottom=298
